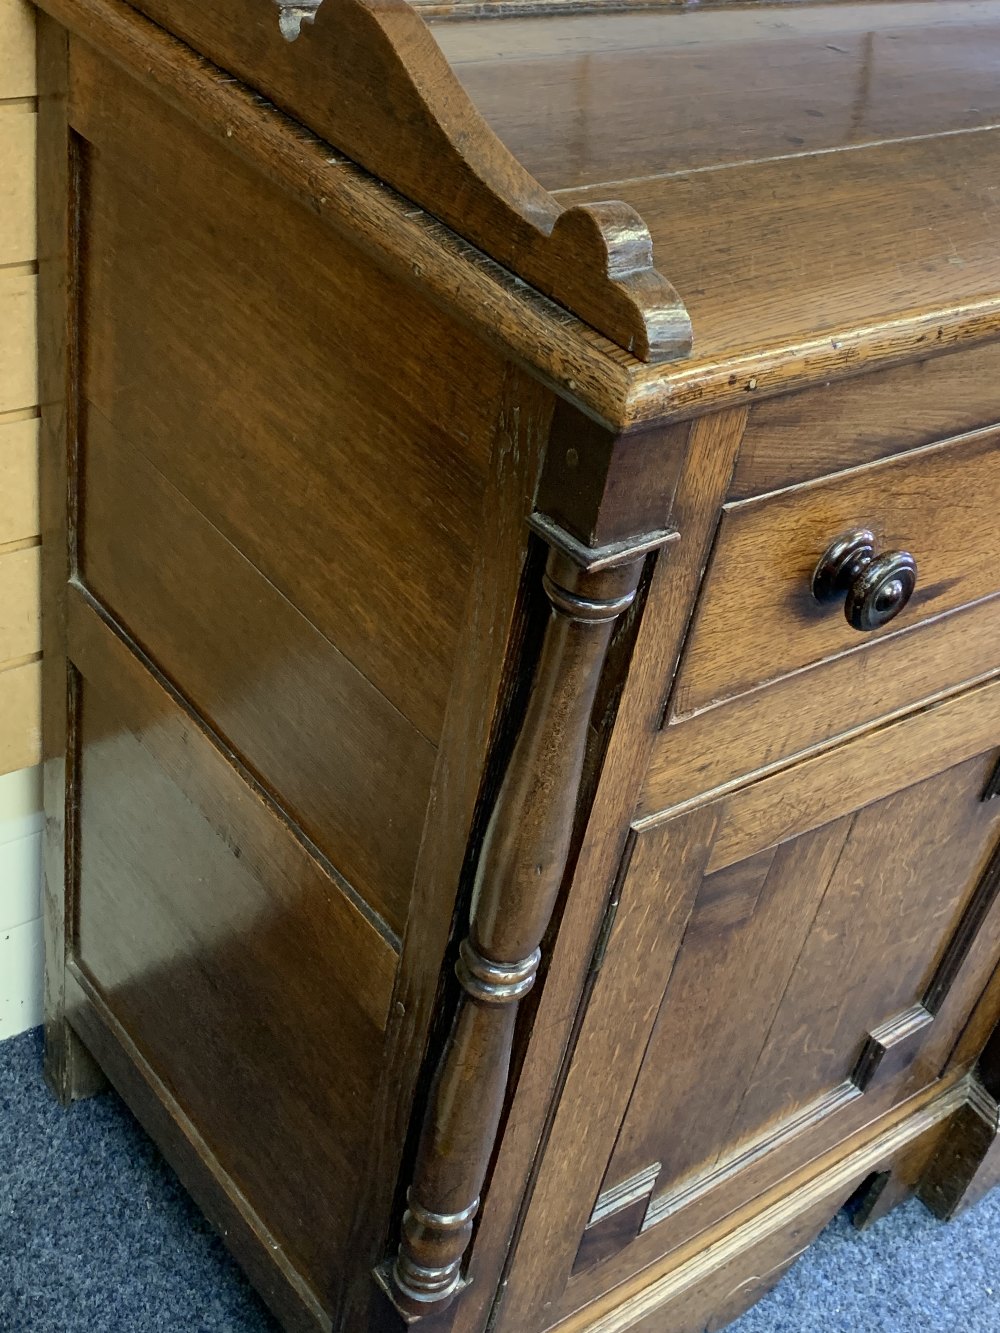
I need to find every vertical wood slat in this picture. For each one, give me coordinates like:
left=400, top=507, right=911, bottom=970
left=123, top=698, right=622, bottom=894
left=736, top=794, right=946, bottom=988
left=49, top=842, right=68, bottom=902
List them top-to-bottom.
left=0, top=0, right=36, bottom=99
left=0, top=0, right=41, bottom=780
left=0, top=108, right=37, bottom=264
left=0, top=272, right=39, bottom=412
left=0, top=416, right=39, bottom=544
left=0, top=543, right=41, bottom=661
left=0, top=658, right=41, bottom=775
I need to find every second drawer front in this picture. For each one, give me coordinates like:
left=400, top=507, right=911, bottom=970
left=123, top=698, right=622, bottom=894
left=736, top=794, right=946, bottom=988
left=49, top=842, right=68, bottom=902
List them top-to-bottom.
left=671, top=425, right=1000, bottom=718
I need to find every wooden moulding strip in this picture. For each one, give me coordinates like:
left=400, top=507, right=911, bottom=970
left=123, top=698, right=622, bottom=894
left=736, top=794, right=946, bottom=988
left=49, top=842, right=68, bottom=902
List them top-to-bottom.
left=639, top=674, right=1000, bottom=872
left=557, top=1075, right=970, bottom=1333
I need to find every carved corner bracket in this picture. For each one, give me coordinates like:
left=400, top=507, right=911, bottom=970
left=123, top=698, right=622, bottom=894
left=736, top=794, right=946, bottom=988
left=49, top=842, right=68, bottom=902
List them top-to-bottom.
left=273, top=0, right=691, bottom=362
left=376, top=516, right=673, bottom=1320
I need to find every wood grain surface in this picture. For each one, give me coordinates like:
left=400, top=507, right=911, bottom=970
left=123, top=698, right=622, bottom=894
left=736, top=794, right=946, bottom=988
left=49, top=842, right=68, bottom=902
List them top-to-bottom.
left=439, top=3, right=1000, bottom=189
left=72, top=42, right=498, bottom=743
left=0, top=106, right=35, bottom=264
left=0, top=271, right=37, bottom=414
left=80, top=409, right=432, bottom=936
left=0, top=416, right=39, bottom=546
left=673, top=427, right=1000, bottom=717
left=646, top=593, right=1000, bottom=815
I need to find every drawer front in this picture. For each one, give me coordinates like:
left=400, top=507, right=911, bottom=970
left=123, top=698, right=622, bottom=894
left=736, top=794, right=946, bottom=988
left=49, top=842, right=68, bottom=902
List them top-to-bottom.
left=672, top=425, right=1000, bottom=718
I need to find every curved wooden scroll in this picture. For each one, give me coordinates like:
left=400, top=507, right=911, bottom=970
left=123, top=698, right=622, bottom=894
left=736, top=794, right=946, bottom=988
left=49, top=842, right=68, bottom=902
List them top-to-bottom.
left=122, top=0, right=691, bottom=360
left=281, top=0, right=692, bottom=362
left=379, top=518, right=673, bottom=1319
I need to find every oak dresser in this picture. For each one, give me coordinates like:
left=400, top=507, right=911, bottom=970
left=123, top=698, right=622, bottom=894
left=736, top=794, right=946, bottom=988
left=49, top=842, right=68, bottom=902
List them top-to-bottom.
left=36, top=1, right=1000, bottom=1330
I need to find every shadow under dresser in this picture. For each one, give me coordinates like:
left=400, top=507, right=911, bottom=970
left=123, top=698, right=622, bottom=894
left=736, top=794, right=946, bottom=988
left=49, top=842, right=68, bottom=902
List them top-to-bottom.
left=33, top=0, right=1000, bottom=1330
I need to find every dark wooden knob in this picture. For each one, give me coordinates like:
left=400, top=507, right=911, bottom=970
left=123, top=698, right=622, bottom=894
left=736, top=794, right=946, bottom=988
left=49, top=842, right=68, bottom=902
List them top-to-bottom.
left=812, top=528, right=917, bottom=632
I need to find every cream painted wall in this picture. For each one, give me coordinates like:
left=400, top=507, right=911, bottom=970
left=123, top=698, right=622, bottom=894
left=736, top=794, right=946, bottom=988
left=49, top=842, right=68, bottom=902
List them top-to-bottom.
left=0, top=0, right=42, bottom=1039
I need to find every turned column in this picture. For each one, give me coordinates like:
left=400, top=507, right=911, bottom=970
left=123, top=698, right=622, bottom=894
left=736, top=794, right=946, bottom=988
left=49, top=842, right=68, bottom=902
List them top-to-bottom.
left=383, top=516, right=670, bottom=1319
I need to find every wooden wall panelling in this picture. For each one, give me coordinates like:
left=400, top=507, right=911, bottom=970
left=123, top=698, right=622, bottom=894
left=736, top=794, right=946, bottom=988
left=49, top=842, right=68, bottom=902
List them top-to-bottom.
left=0, top=0, right=35, bottom=98
left=0, top=0, right=40, bottom=786
left=0, top=104, right=36, bottom=265
left=0, top=270, right=37, bottom=414
left=482, top=407, right=749, bottom=1333
left=0, top=416, right=39, bottom=545
left=0, top=543, right=40, bottom=662
left=0, top=658, right=40, bottom=774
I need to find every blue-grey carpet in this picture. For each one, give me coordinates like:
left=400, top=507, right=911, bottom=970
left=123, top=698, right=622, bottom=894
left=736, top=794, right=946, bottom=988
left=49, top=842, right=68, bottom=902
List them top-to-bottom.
left=1, top=1027, right=998, bottom=1331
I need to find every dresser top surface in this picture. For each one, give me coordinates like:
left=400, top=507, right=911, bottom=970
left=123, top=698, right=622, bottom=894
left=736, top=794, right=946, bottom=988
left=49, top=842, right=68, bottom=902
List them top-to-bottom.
left=50, top=0, right=1000, bottom=425
left=432, top=2, right=1000, bottom=381
left=435, top=2, right=1000, bottom=192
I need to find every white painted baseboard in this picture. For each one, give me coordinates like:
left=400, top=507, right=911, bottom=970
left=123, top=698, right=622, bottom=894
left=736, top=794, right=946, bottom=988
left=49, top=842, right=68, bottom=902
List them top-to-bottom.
left=0, top=763, right=43, bottom=1039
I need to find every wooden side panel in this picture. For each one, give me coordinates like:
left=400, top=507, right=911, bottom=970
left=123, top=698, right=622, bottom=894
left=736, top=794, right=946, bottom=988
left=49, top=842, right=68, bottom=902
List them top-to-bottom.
left=70, top=42, right=500, bottom=745
left=80, top=408, right=433, bottom=935
left=70, top=594, right=398, bottom=1306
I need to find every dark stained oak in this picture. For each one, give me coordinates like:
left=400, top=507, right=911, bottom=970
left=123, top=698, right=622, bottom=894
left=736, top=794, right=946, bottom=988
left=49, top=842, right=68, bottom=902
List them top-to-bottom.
left=90, top=0, right=694, bottom=362
left=35, top=1, right=1000, bottom=1331
left=437, top=3, right=1000, bottom=190
left=36, top=12, right=106, bottom=1106
left=71, top=41, right=496, bottom=744
left=729, top=341, right=1000, bottom=501
left=80, top=407, right=432, bottom=935
left=672, top=426, right=1000, bottom=718
left=385, top=533, right=660, bottom=1317
left=69, top=591, right=398, bottom=1302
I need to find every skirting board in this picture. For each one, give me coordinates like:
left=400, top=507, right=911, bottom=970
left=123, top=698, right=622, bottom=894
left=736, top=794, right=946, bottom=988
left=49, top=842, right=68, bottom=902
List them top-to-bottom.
left=0, top=763, right=43, bottom=1038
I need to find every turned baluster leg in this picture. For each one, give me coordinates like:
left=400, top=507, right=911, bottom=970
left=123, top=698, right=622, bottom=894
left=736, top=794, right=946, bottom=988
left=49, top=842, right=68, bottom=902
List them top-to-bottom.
left=385, top=522, right=660, bottom=1318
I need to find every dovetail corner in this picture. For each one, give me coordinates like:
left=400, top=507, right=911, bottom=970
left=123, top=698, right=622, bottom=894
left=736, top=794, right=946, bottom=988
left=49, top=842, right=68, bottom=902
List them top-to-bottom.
left=276, top=0, right=322, bottom=41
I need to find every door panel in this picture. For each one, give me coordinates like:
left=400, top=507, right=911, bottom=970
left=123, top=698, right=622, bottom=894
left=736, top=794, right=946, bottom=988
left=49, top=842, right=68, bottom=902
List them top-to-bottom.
left=495, top=679, right=1000, bottom=1332
left=596, top=750, right=1000, bottom=1245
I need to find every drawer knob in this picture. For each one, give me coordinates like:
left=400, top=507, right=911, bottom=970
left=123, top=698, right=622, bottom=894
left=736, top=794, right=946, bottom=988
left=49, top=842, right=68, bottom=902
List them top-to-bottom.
left=812, top=528, right=917, bottom=632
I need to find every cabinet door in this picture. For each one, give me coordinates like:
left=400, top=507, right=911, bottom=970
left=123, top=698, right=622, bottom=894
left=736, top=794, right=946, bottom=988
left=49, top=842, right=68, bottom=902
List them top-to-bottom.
left=496, top=683, right=1000, bottom=1332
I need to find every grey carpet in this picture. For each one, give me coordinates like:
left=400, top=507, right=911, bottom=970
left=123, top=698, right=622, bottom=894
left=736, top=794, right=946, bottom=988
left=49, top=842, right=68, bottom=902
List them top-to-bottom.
left=2, top=1028, right=998, bottom=1331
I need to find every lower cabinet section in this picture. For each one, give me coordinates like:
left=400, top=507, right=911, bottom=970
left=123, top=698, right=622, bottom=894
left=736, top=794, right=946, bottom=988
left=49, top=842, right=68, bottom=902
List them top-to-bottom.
left=68, top=592, right=401, bottom=1318
left=495, top=681, right=1000, bottom=1333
